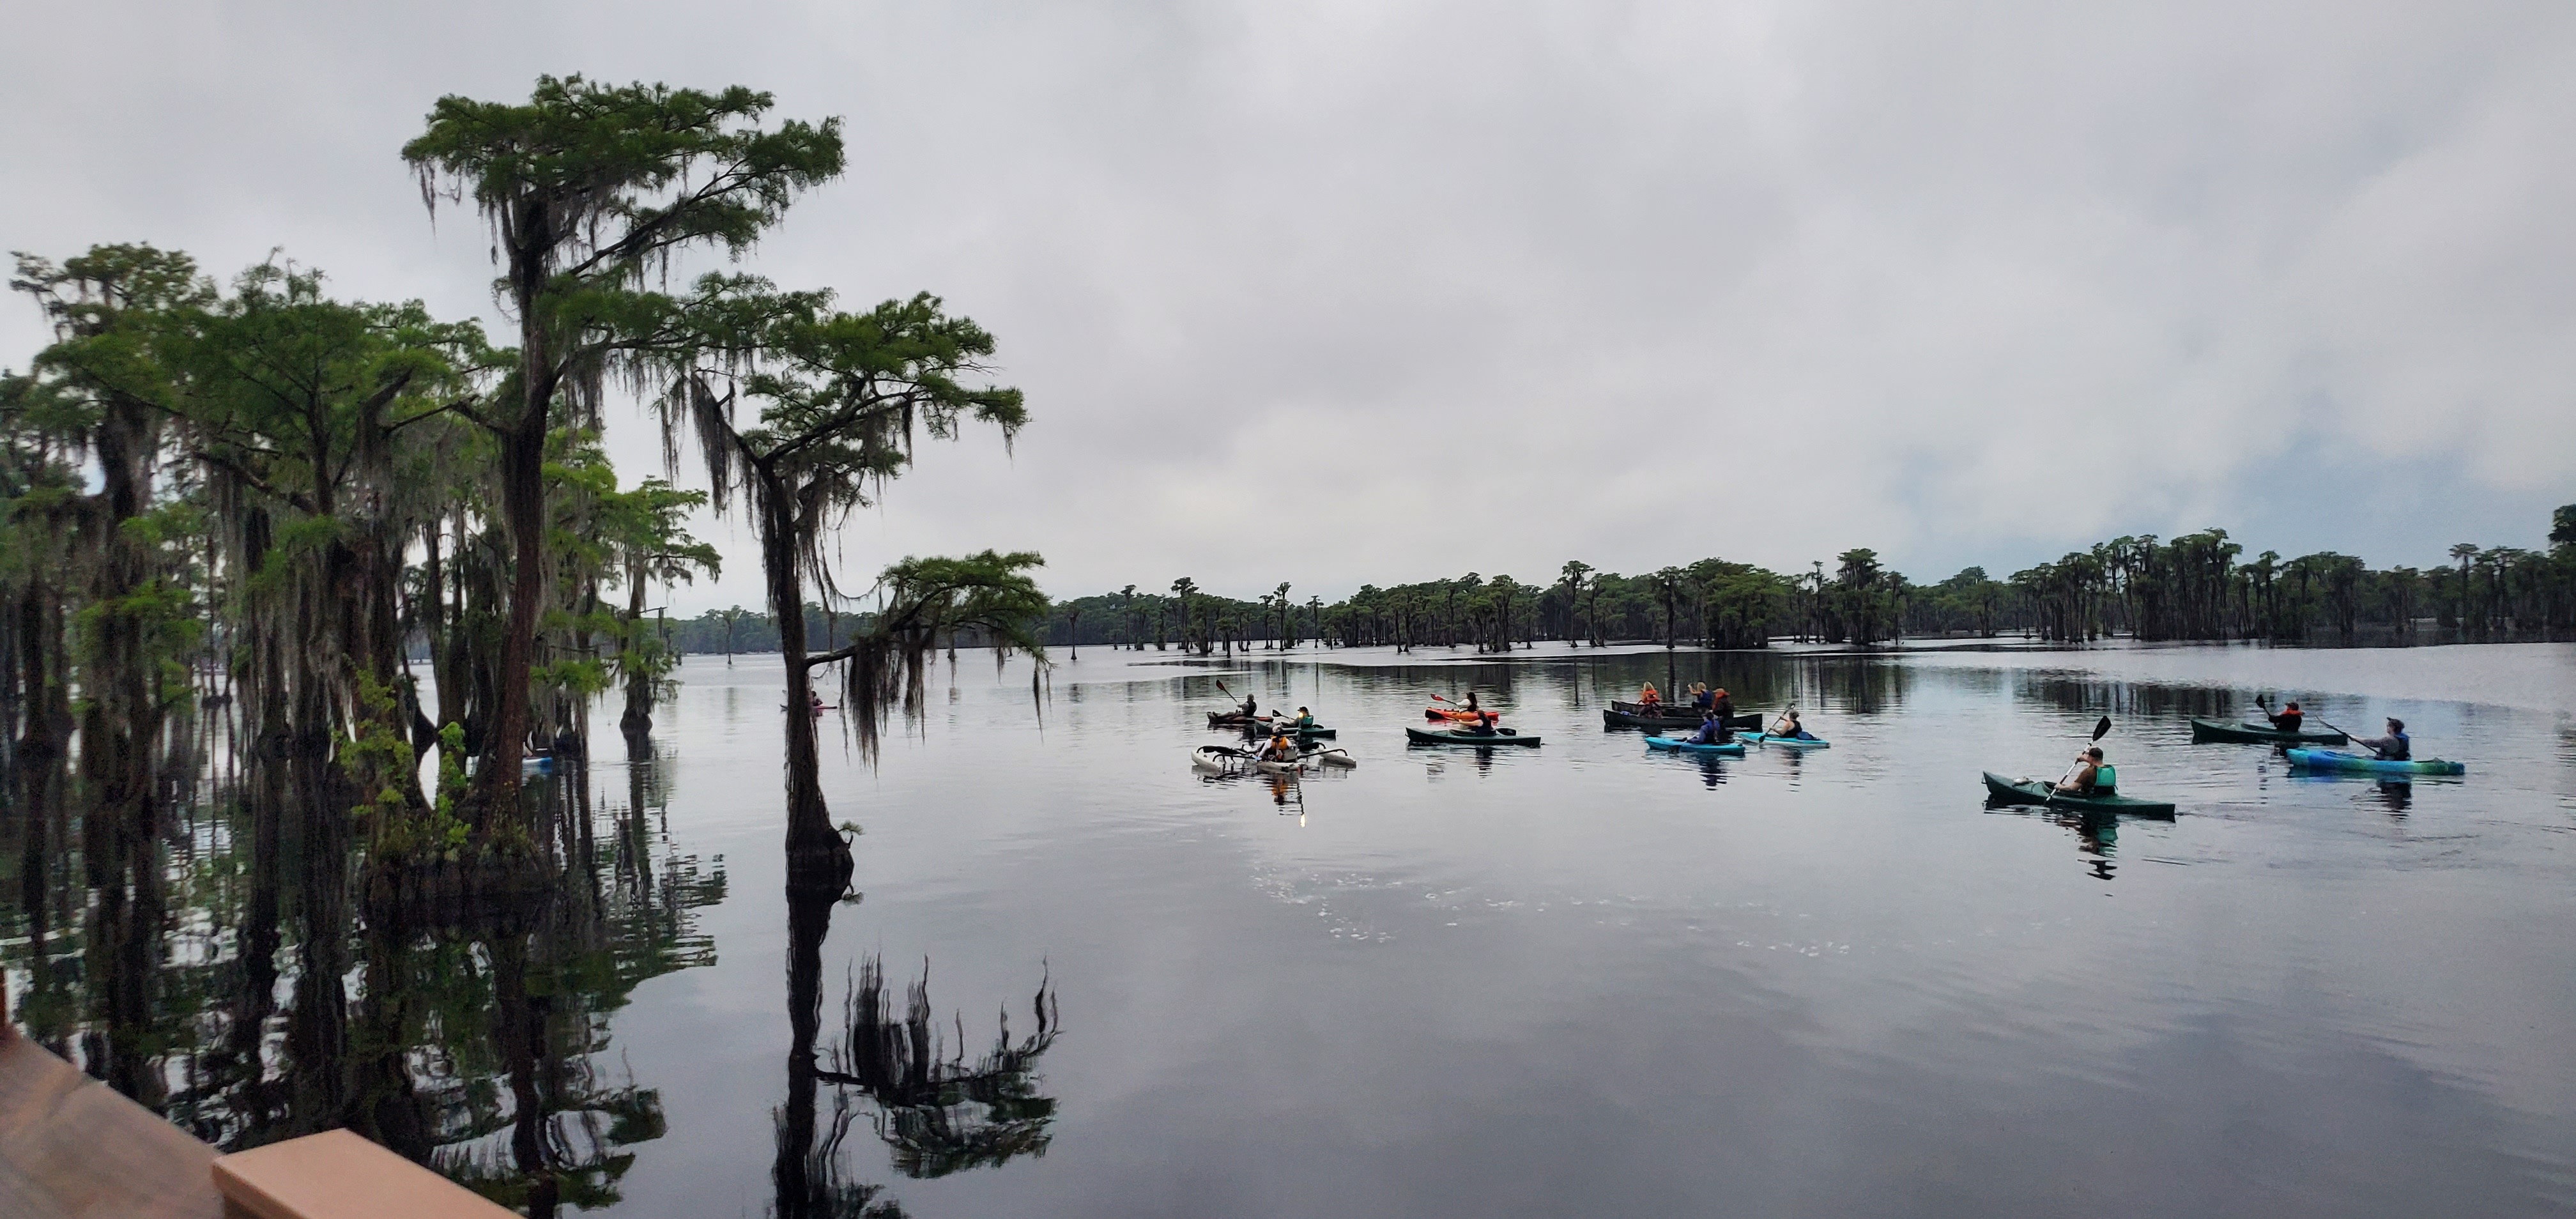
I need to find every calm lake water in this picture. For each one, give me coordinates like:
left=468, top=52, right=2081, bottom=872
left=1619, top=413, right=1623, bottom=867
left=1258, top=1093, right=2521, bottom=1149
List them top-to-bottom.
left=13, top=640, right=2576, bottom=1216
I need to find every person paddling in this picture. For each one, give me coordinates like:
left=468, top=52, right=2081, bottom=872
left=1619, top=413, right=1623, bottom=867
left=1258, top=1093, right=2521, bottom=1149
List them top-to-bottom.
left=1637, top=682, right=1662, bottom=709
left=1689, top=682, right=1712, bottom=710
left=1710, top=687, right=1736, bottom=717
left=808, top=691, right=826, bottom=715
left=1238, top=693, right=1259, bottom=719
left=2267, top=701, right=2305, bottom=733
left=1293, top=706, right=1317, bottom=732
left=1769, top=708, right=1812, bottom=740
left=1689, top=710, right=1733, bottom=746
left=1468, top=711, right=1501, bottom=737
left=2354, top=717, right=2410, bottom=760
left=1261, top=730, right=1301, bottom=763
left=2055, top=746, right=2106, bottom=795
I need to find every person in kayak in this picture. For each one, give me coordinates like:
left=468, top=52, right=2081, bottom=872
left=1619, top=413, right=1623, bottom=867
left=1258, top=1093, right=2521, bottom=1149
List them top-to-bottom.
left=1637, top=683, right=1662, bottom=708
left=1689, top=683, right=1712, bottom=710
left=1711, top=687, right=1736, bottom=717
left=808, top=691, right=825, bottom=715
left=1461, top=691, right=1482, bottom=714
left=1238, top=693, right=1259, bottom=719
left=2267, top=701, right=2305, bottom=733
left=1293, top=707, right=1317, bottom=732
left=1769, top=709, right=1811, bottom=740
left=1467, top=711, right=1501, bottom=736
left=1689, top=711, right=1733, bottom=746
left=2354, top=717, right=2410, bottom=760
left=1261, top=731, right=1301, bottom=763
left=2055, top=746, right=2106, bottom=795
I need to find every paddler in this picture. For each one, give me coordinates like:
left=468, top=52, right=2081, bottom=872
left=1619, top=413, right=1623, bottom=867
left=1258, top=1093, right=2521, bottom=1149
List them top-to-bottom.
left=1637, top=682, right=1662, bottom=708
left=1689, top=682, right=1712, bottom=710
left=1710, top=687, right=1736, bottom=717
left=1238, top=693, right=1259, bottom=719
left=2267, top=701, right=2305, bottom=733
left=1293, top=706, right=1317, bottom=732
left=1769, top=708, right=1812, bottom=740
left=1689, top=710, right=1733, bottom=746
left=1468, top=711, right=1501, bottom=736
left=2354, top=717, right=2411, bottom=760
left=1261, top=730, right=1301, bottom=763
left=2055, top=746, right=2105, bottom=795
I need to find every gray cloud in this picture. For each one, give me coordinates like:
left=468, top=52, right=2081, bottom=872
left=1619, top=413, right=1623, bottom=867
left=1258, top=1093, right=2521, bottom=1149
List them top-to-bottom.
left=6, top=0, right=2569, bottom=611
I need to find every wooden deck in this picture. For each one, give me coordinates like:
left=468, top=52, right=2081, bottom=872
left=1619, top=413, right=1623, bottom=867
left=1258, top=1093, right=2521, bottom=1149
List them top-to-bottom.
left=0, top=1026, right=224, bottom=1219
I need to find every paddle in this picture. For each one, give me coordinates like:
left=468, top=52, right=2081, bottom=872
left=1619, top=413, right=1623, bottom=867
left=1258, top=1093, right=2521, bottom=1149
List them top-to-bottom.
left=2051, top=716, right=2114, bottom=787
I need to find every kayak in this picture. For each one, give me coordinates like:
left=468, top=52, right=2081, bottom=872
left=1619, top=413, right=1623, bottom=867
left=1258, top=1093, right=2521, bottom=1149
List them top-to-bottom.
left=1425, top=707, right=1500, bottom=723
left=1602, top=707, right=1762, bottom=731
left=1208, top=712, right=1337, bottom=738
left=2188, top=717, right=2347, bottom=746
left=1405, top=725, right=1540, bottom=746
left=1736, top=732, right=1830, bottom=749
left=1643, top=735, right=1745, bottom=756
left=2282, top=748, right=2464, bottom=776
left=1980, top=771, right=2177, bottom=818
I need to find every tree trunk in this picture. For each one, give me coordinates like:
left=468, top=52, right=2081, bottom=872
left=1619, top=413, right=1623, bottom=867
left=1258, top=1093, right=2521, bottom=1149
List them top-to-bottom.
left=759, top=470, right=851, bottom=895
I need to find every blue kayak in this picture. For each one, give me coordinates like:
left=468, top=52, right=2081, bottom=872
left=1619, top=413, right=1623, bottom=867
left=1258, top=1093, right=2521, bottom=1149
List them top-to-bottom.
left=1737, top=732, right=1829, bottom=749
left=1644, top=735, right=1746, bottom=756
left=2283, top=747, right=2464, bottom=776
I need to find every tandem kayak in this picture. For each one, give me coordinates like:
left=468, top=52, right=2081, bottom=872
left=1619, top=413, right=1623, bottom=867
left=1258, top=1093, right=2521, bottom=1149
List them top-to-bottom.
left=1602, top=707, right=1763, bottom=731
left=1208, top=712, right=1338, bottom=737
left=2188, top=717, right=2347, bottom=746
left=1405, top=725, right=1540, bottom=746
left=1736, top=732, right=1830, bottom=749
left=1643, top=735, right=1745, bottom=756
left=2283, top=748, right=2465, bottom=776
left=1981, top=772, right=2177, bottom=818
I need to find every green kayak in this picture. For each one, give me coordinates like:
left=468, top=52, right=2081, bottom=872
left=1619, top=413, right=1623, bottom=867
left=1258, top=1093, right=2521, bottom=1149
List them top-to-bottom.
left=1603, top=706, right=1763, bottom=731
left=2189, top=717, right=2347, bottom=746
left=1406, top=725, right=1541, bottom=747
left=1737, top=732, right=1830, bottom=749
left=2283, top=748, right=2464, bottom=776
left=1981, top=772, right=2176, bottom=818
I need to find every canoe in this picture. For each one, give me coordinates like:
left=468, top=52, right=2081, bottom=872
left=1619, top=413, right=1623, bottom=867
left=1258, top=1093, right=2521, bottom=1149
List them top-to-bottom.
left=1424, top=707, right=1501, bottom=723
left=1602, top=707, right=1763, bottom=731
left=1208, top=712, right=1337, bottom=738
left=2188, top=717, right=2347, bottom=745
left=1405, top=725, right=1540, bottom=746
left=1736, top=732, right=1830, bottom=749
left=1643, top=735, right=1745, bottom=756
left=2282, top=748, right=2464, bottom=776
left=1981, top=771, right=2176, bottom=818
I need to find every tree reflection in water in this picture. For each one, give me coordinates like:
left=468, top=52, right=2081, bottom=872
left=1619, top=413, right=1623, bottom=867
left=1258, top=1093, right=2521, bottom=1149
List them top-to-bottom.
left=1, top=732, right=727, bottom=1216
left=773, top=886, right=1059, bottom=1218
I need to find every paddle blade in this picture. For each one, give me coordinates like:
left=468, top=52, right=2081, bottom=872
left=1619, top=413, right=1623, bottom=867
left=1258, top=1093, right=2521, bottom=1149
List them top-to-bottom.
left=2092, top=716, right=2112, bottom=741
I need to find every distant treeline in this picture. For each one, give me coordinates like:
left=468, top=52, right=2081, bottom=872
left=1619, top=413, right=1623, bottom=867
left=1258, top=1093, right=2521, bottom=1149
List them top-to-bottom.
left=1038, top=508, right=2576, bottom=653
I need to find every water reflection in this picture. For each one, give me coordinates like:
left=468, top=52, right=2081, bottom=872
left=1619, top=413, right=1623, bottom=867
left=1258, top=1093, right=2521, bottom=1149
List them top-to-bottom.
left=1980, top=800, right=2126, bottom=881
left=772, top=884, right=1061, bottom=1216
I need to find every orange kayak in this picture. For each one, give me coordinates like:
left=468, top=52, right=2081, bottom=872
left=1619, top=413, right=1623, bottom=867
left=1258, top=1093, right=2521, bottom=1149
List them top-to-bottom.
left=1423, top=707, right=1499, bottom=723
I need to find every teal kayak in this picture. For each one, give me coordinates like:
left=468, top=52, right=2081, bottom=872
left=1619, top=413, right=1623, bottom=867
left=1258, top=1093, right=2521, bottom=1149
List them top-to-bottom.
left=1405, top=725, right=1540, bottom=746
left=1737, top=732, right=1829, bottom=749
left=1643, top=735, right=1745, bottom=756
left=2283, top=747, right=2464, bottom=776
left=1981, top=772, right=2176, bottom=818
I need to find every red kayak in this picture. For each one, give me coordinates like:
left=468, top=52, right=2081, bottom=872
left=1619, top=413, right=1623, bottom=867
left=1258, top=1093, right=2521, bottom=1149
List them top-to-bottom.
left=1423, top=707, right=1500, bottom=723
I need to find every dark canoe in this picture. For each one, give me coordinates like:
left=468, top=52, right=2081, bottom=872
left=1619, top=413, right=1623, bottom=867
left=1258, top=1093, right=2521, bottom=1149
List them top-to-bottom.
left=1604, top=704, right=1762, bottom=731
left=1208, top=712, right=1337, bottom=738
left=2188, top=717, right=2347, bottom=746
left=1406, top=725, right=1542, bottom=747
left=1981, top=771, right=2176, bottom=818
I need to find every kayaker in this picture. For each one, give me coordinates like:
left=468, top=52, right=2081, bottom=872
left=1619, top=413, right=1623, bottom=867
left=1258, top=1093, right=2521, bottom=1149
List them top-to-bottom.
left=1638, top=683, right=1662, bottom=708
left=1689, top=683, right=1712, bottom=710
left=1711, top=687, right=1736, bottom=717
left=808, top=691, right=825, bottom=715
left=1462, top=691, right=1482, bottom=714
left=1238, top=693, right=1259, bottom=719
left=2268, top=702, right=2305, bottom=733
left=1294, top=707, right=1317, bottom=731
left=1770, top=709, right=1809, bottom=739
left=1689, top=710, right=1733, bottom=746
left=1468, top=711, right=1501, bottom=736
left=2354, top=717, right=2410, bottom=760
left=1261, top=732, right=1301, bottom=763
left=2055, top=746, right=2105, bottom=795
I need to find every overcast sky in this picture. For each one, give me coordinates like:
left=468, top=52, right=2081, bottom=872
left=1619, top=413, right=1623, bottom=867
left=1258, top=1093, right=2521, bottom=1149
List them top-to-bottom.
left=6, top=0, right=2572, bottom=612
